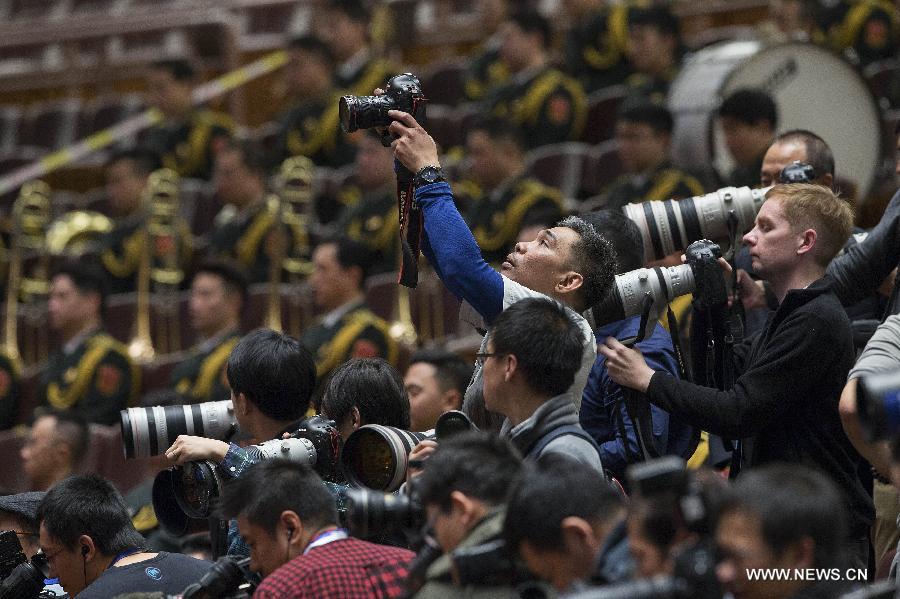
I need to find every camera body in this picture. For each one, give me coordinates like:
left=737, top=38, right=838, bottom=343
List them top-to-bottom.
left=339, top=73, right=427, bottom=133
left=778, top=161, right=817, bottom=184
left=684, top=239, right=726, bottom=310
left=152, top=415, right=343, bottom=534
left=0, top=531, right=51, bottom=599
left=181, top=555, right=256, bottom=599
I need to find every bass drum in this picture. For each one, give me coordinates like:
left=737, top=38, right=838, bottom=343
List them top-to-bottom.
left=668, top=40, right=883, bottom=200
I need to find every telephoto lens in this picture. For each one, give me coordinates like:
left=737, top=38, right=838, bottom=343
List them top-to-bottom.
left=623, top=185, right=769, bottom=261
left=591, top=263, right=696, bottom=330
left=857, top=371, right=900, bottom=441
left=120, top=400, right=237, bottom=459
left=341, top=425, right=429, bottom=492
left=345, top=487, right=425, bottom=539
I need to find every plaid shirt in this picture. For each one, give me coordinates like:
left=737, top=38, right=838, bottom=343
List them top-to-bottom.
left=220, top=444, right=350, bottom=557
left=253, top=537, right=415, bottom=599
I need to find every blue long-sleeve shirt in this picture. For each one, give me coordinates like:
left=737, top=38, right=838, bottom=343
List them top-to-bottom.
left=580, top=316, right=695, bottom=480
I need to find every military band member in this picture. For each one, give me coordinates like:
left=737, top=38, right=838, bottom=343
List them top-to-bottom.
left=321, top=0, right=396, bottom=97
left=462, top=0, right=512, bottom=102
left=563, top=0, right=643, bottom=93
left=821, top=0, right=899, bottom=68
left=623, top=6, right=683, bottom=106
left=488, top=10, right=587, bottom=149
left=275, top=36, right=355, bottom=169
left=142, top=59, right=234, bottom=181
left=603, top=103, right=704, bottom=210
left=458, top=118, right=566, bottom=265
left=334, top=133, right=398, bottom=274
left=207, top=142, right=307, bottom=284
left=99, top=149, right=192, bottom=294
left=301, top=238, right=397, bottom=383
left=37, top=262, right=139, bottom=426
left=170, top=262, right=247, bottom=404
left=0, top=352, right=20, bottom=431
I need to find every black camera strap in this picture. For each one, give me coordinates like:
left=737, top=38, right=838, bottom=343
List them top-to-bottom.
left=395, top=162, right=421, bottom=288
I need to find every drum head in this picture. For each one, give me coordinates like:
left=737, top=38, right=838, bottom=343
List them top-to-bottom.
left=669, top=41, right=883, bottom=200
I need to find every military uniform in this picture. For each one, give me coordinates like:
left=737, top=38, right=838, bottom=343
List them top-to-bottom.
left=819, top=0, right=899, bottom=67
left=564, top=4, right=638, bottom=93
left=464, top=45, right=510, bottom=102
left=335, top=53, right=396, bottom=97
left=623, top=65, right=679, bottom=107
left=488, top=67, right=588, bottom=149
left=275, top=93, right=356, bottom=169
left=142, top=108, right=235, bottom=180
left=603, top=161, right=705, bottom=210
left=461, top=176, right=566, bottom=265
left=335, top=183, right=399, bottom=275
left=207, top=201, right=310, bottom=284
left=99, top=215, right=193, bottom=295
left=300, top=302, right=397, bottom=382
left=37, top=329, right=139, bottom=425
left=169, top=329, right=241, bottom=405
left=0, top=352, right=20, bottom=431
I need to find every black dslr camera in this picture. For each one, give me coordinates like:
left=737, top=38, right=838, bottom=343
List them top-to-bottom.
left=339, top=73, right=427, bottom=134
left=778, top=161, right=816, bottom=184
left=684, top=239, right=727, bottom=310
left=153, top=415, right=343, bottom=535
left=0, top=531, right=53, bottom=599
left=180, top=555, right=257, bottom=599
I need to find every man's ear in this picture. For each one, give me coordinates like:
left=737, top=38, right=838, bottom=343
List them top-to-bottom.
left=796, top=228, right=817, bottom=256
left=556, top=271, right=584, bottom=295
left=503, top=353, right=518, bottom=382
left=440, top=390, right=463, bottom=412
left=234, top=392, right=252, bottom=416
left=350, top=406, right=362, bottom=429
left=449, top=490, right=484, bottom=528
left=279, top=511, right=304, bottom=547
left=560, top=516, right=598, bottom=553
left=78, top=535, right=96, bottom=561
left=779, top=537, right=816, bottom=570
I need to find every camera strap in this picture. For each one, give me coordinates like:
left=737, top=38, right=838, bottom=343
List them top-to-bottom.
left=395, top=161, right=422, bottom=288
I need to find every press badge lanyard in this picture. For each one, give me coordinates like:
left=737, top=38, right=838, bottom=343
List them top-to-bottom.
left=303, top=529, right=348, bottom=555
left=108, top=547, right=142, bottom=570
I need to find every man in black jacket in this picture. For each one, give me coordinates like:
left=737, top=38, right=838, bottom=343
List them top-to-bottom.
left=600, top=183, right=874, bottom=567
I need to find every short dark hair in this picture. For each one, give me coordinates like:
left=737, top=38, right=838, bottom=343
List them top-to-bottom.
left=331, top=0, right=370, bottom=23
left=628, top=6, right=680, bottom=38
left=508, top=10, right=552, bottom=49
left=288, top=35, right=335, bottom=67
left=151, top=59, right=196, bottom=82
left=718, top=88, right=778, bottom=130
left=618, top=102, right=674, bottom=136
left=468, top=116, right=526, bottom=152
left=774, top=129, right=835, bottom=178
left=105, top=149, right=161, bottom=177
left=578, top=210, right=644, bottom=272
left=558, top=215, right=617, bottom=310
left=320, top=237, right=375, bottom=286
left=192, top=260, right=249, bottom=311
left=51, top=261, right=108, bottom=312
left=489, top=297, right=584, bottom=397
left=226, top=329, right=316, bottom=421
left=409, top=349, right=473, bottom=399
left=319, top=358, right=410, bottom=429
left=39, top=410, right=89, bottom=467
left=416, top=431, right=523, bottom=511
left=504, top=454, right=624, bottom=552
left=219, top=460, right=338, bottom=535
left=719, top=464, right=847, bottom=568
left=37, top=475, right=145, bottom=554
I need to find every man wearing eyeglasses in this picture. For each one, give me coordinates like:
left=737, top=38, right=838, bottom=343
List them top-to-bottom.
left=0, top=491, right=67, bottom=597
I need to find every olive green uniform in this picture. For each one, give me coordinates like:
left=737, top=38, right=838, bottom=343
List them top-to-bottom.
left=821, top=0, right=899, bottom=68
left=564, top=4, right=639, bottom=93
left=463, top=45, right=510, bottom=102
left=336, top=54, right=396, bottom=97
left=488, top=66, right=588, bottom=149
left=275, top=92, right=356, bottom=169
left=143, top=108, right=235, bottom=180
left=602, top=160, right=705, bottom=210
left=461, top=176, right=566, bottom=265
left=335, top=184, right=398, bottom=275
left=207, top=202, right=310, bottom=284
left=300, top=302, right=397, bottom=382
left=37, top=329, right=139, bottom=425
left=169, top=329, right=241, bottom=405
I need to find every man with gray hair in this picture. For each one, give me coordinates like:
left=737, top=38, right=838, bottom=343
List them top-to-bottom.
left=388, top=108, right=617, bottom=430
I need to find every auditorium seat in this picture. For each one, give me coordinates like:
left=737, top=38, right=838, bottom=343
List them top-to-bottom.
left=582, top=85, right=628, bottom=145
left=424, top=104, right=460, bottom=152
left=580, top=139, right=621, bottom=201
left=525, top=141, right=593, bottom=202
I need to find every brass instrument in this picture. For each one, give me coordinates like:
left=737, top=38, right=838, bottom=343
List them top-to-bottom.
left=266, top=157, right=315, bottom=334
left=129, top=168, right=184, bottom=362
left=3, top=181, right=52, bottom=365
left=46, top=210, right=113, bottom=256
left=388, top=284, right=418, bottom=348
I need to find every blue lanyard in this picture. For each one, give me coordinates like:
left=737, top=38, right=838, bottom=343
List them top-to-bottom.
left=303, top=529, right=348, bottom=555
left=107, top=548, right=142, bottom=570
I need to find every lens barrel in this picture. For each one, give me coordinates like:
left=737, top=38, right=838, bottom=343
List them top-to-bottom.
left=623, top=186, right=768, bottom=261
left=593, top=264, right=696, bottom=329
left=857, top=371, right=900, bottom=441
left=120, top=400, right=236, bottom=459
left=341, top=425, right=429, bottom=491
left=345, top=487, right=421, bottom=538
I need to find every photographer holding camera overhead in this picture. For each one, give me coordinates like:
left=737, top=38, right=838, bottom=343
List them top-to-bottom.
left=375, top=86, right=616, bottom=432
left=600, top=183, right=875, bottom=568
